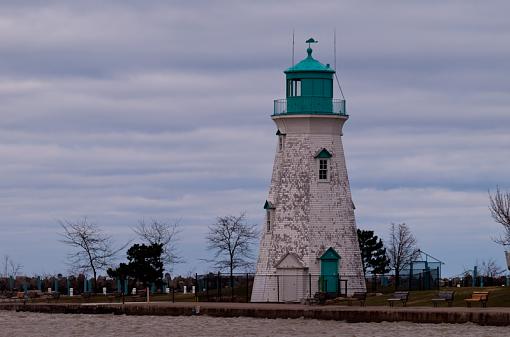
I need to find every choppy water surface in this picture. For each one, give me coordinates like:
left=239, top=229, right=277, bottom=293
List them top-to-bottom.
left=0, top=310, right=507, bottom=337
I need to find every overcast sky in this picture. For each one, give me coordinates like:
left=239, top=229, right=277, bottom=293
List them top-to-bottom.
left=1, top=0, right=509, bottom=277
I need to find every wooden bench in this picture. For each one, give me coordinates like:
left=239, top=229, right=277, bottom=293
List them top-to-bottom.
left=16, top=291, right=29, bottom=304
left=42, top=291, right=60, bottom=303
left=387, top=291, right=409, bottom=307
left=431, top=291, right=455, bottom=307
left=465, top=291, right=489, bottom=308
left=81, top=292, right=92, bottom=300
left=105, top=292, right=124, bottom=303
left=307, top=292, right=326, bottom=305
left=347, top=292, right=367, bottom=306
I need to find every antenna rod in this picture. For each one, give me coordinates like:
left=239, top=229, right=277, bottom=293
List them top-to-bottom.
left=292, top=29, right=295, bottom=65
left=333, top=29, right=345, bottom=99
left=334, top=29, right=337, bottom=70
left=335, top=73, right=345, bottom=100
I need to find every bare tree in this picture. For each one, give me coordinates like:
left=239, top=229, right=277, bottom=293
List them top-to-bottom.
left=489, top=186, right=510, bottom=245
left=205, top=212, right=258, bottom=293
left=59, top=217, right=126, bottom=290
left=133, top=219, right=182, bottom=272
left=387, top=223, right=420, bottom=288
left=1, top=255, right=22, bottom=277
left=480, top=258, right=505, bottom=278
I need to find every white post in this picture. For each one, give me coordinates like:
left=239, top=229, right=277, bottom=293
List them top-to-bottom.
left=183, top=285, right=187, bottom=294
left=192, top=285, right=195, bottom=294
left=103, top=287, right=107, bottom=295
left=146, top=287, right=150, bottom=303
left=165, top=287, right=170, bottom=294
left=69, top=288, right=74, bottom=297
left=132, top=288, right=137, bottom=295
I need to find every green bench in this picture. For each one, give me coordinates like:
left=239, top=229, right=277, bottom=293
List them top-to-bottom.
left=432, top=291, right=455, bottom=307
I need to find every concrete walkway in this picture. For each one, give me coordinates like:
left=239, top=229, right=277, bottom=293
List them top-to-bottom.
left=2, top=301, right=510, bottom=326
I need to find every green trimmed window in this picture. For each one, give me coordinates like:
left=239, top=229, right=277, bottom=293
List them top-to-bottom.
left=319, top=159, right=328, bottom=180
left=264, top=201, right=275, bottom=232
left=266, top=209, right=272, bottom=232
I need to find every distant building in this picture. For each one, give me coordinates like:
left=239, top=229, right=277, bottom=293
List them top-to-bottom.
left=251, top=39, right=366, bottom=302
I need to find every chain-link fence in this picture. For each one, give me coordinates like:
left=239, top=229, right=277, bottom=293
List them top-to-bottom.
left=365, top=268, right=443, bottom=293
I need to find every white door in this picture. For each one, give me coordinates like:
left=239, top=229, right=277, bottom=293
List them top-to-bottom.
left=279, top=269, right=306, bottom=302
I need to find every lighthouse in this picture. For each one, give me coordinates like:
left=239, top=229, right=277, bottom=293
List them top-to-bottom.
left=251, top=39, right=366, bottom=302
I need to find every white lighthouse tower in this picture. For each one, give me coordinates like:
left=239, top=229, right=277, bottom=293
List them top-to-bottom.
left=251, top=39, right=366, bottom=302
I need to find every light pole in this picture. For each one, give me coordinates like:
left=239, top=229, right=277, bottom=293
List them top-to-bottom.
left=505, top=251, right=510, bottom=287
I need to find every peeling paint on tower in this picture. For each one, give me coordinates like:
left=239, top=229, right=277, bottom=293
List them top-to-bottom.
left=251, top=39, right=366, bottom=302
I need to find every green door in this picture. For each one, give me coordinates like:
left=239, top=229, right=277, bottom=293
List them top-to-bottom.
left=320, top=248, right=340, bottom=293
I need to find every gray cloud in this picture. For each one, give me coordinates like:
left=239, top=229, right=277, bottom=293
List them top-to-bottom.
left=1, top=0, right=509, bottom=276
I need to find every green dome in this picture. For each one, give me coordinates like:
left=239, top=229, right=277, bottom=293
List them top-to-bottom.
left=284, top=47, right=335, bottom=74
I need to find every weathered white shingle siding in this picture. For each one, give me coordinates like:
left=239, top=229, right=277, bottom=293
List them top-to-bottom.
left=251, top=115, right=365, bottom=302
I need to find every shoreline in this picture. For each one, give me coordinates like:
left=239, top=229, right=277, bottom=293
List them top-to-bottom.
left=2, top=301, right=510, bottom=326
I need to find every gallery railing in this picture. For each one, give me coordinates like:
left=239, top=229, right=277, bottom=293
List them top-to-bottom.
left=273, top=98, right=347, bottom=116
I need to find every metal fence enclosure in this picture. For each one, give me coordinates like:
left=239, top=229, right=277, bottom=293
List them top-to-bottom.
left=250, top=273, right=349, bottom=303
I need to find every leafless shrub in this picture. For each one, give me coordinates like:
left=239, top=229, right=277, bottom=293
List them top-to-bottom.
left=489, top=186, right=510, bottom=246
left=205, top=212, right=258, bottom=292
left=59, top=217, right=127, bottom=290
left=133, top=219, right=182, bottom=272
left=387, top=222, right=420, bottom=287
left=1, top=255, right=22, bottom=277
left=480, top=258, right=505, bottom=278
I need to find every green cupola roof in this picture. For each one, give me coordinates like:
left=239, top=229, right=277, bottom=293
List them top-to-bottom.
left=272, top=37, right=347, bottom=117
left=285, top=38, right=335, bottom=74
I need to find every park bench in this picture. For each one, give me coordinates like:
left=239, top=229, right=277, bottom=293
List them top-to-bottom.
left=136, top=289, right=148, bottom=302
left=1, top=291, right=15, bottom=299
left=16, top=291, right=28, bottom=304
left=42, top=291, right=60, bottom=303
left=387, top=291, right=409, bottom=307
left=431, top=291, right=455, bottom=307
left=464, top=291, right=489, bottom=308
left=81, top=292, right=92, bottom=300
left=105, top=292, right=124, bottom=303
left=307, top=292, right=326, bottom=305
left=347, top=292, right=367, bottom=306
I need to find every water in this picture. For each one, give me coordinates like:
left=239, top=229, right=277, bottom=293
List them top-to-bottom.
left=0, top=310, right=507, bottom=337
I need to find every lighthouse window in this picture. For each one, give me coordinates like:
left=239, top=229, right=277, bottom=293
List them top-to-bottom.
left=287, top=79, right=301, bottom=97
left=278, top=135, right=285, bottom=151
left=319, top=159, right=329, bottom=181
left=266, top=210, right=272, bottom=232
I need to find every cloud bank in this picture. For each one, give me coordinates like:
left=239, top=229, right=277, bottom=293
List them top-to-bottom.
left=1, top=0, right=509, bottom=276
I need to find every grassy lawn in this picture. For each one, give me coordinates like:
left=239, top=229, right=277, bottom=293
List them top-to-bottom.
left=22, top=286, right=510, bottom=307
left=365, top=286, right=510, bottom=307
left=30, top=293, right=197, bottom=304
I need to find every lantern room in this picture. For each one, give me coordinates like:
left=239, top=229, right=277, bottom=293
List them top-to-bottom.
left=273, top=38, right=346, bottom=116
